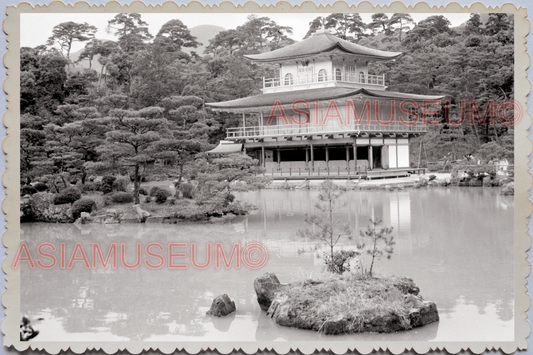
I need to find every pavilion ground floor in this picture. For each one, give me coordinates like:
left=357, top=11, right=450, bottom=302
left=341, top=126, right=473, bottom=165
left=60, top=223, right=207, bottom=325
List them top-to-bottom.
left=243, top=137, right=424, bottom=179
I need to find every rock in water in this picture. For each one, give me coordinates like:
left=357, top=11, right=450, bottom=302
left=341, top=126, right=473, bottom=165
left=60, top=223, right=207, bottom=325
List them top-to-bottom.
left=501, top=182, right=514, bottom=196
left=132, top=204, right=151, bottom=222
left=254, top=272, right=284, bottom=311
left=206, top=294, right=236, bottom=317
left=409, top=301, right=439, bottom=327
left=20, top=316, right=39, bottom=341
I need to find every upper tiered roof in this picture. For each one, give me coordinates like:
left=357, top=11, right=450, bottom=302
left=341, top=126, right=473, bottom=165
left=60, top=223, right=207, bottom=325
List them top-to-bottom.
left=244, top=28, right=403, bottom=63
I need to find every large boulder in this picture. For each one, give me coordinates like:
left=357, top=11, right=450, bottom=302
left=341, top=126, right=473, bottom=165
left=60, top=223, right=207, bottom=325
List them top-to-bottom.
left=29, top=192, right=73, bottom=223
left=132, top=204, right=150, bottom=222
left=254, top=272, right=285, bottom=311
left=206, top=294, right=236, bottom=317
left=409, top=300, right=439, bottom=327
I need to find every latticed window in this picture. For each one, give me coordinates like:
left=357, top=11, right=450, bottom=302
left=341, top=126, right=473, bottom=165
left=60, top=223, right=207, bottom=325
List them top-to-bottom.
left=335, top=68, right=342, bottom=81
left=318, top=69, right=327, bottom=82
left=359, top=71, right=366, bottom=83
left=284, top=73, right=294, bottom=85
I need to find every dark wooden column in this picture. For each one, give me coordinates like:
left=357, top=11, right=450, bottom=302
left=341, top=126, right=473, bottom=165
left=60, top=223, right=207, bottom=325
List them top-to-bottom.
left=310, top=143, right=314, bottom=170
left=261, top=145, right=265, bottom=167
left=345, top=145, right=350, bottom=162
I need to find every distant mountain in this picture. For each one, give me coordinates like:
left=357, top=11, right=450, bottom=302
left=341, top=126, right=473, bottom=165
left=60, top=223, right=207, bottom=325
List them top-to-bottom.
left=184, top=24, right=226, bottom=55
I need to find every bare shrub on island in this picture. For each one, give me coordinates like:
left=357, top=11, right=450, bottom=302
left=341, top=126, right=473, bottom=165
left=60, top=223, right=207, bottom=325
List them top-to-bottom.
left=297, top=180, right=352, bottom=274
left=298, top=181, right=395, bottom=277
left=357, top=219, right=395, bottom=277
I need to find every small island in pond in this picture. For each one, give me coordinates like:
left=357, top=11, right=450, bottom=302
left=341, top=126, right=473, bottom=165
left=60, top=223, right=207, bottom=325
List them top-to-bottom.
left=254, top=272, right=438, bottom=335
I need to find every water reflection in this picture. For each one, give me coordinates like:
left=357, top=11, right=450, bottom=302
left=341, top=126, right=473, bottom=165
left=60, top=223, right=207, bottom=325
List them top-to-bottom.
left=20, top=187, right=513, bottom=342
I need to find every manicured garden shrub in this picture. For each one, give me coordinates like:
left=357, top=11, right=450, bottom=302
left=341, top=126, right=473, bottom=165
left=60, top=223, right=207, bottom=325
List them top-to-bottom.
left=99, top=176, right=116, bottom=194
left=102, top=176, right=117, bottom=186
left=113, top=177, right=129, bottom=192
left=33, top=182, right=48, bottom=192
left=82, top=182, right=102, bottom=192
left=180, top=182, right=195, bottom=199
left=100, top=184, right=113, bottom=194
left=21, top=185, right=38, bottom=196
left=149, top=186, right=163, bottom=196
left=150, top=186, right=171, bottom=198
left=53, top=187, right=82, bottom=205
left=139, top=188, right=147, bottom=195
left=155, top=190, right=168, bottom=204
left=111, top=192, right=134, bottom=204
left=225, top=193, right=235, bottom=206
left=103, top=195, right=112, bottom=206
left=71, top=198, right=97, bottom=220
left=323, top=250, right=360, bottom=275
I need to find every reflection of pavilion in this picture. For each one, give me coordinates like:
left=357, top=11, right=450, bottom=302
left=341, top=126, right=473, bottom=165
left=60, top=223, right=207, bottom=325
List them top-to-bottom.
left=207, top=28, right=444, bottom=178
left=242, top=189, right=414, bottom=254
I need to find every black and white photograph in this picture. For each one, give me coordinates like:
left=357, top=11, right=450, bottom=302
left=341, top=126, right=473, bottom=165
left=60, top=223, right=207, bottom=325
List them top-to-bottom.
left=2, top=2, right=530, bottom=353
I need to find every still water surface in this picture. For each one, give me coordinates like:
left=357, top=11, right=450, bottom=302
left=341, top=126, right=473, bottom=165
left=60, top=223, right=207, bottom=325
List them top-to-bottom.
left=20, top=187, right=514, bottom=342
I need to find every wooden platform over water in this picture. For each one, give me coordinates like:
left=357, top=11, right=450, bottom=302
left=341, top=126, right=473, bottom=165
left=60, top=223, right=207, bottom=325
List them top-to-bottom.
left=262, top=168, right=426, bottom=180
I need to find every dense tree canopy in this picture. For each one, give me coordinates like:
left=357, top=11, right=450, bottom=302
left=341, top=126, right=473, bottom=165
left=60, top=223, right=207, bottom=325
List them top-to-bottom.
left=20, top=12, right=515, bottom=186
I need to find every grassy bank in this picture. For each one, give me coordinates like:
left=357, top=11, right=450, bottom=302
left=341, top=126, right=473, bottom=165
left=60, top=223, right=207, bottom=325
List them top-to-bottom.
left=84, top=190, right=251, bottom=222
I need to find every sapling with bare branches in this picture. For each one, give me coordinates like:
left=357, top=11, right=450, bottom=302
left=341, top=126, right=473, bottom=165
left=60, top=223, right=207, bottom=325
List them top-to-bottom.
left=298, top=180, right=352, bottom=273
left=357, top=219, right=395, bottom=277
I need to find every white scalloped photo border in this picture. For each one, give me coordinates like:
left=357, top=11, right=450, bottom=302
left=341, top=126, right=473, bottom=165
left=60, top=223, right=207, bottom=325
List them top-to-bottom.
left=2, top=1, right=530, bottom=354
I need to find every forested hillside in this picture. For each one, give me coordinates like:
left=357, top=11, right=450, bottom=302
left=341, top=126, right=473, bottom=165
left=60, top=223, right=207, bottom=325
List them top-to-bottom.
left=20, top=13, right=514, bottom=187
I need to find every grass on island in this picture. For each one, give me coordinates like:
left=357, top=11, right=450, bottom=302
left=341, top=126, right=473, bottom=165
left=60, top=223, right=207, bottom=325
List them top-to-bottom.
left=277, top=273, right=423, bottom=332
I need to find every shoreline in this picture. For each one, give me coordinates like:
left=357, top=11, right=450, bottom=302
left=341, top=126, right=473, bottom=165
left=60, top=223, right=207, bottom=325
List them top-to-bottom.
left=20, top=174, right=512, bottom=225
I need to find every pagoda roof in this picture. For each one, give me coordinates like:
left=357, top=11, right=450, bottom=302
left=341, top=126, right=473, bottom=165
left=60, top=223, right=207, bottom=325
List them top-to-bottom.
left=244, top=29, right=402, bottom=63
left=206, top=87, right=445, bottom=111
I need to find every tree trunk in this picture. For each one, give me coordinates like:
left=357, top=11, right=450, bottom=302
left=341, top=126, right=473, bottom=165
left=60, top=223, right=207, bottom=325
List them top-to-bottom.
left=133, top=163, right=140, bottom=204
left=173, top=164, right=184, bottom=198
left=81, top=166, right=87, bottom=185
left=60, top=175, right=68, bottom=189
left=51, top=179, right=60, bottom=193
left=369, top=229, right=378, bottom=277
left=330, top=244, right=335, bottom=273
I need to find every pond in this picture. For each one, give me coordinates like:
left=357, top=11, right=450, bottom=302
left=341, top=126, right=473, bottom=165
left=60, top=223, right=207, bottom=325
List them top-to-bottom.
left=19, top=186, right=514, bottom=342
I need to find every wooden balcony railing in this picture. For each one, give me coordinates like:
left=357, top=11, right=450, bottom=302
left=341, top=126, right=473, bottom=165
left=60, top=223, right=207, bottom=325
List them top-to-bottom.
left=263, top=71, right=385, bottom=89
left=226, top=123, right=426, bottom=139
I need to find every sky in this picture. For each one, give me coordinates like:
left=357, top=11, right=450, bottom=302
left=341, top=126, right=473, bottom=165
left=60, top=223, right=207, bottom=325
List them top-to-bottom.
left=20, top=12, right=471, bottom=53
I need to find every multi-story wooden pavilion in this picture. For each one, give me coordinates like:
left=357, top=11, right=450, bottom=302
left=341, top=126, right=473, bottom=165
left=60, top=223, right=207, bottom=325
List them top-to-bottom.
left=207, top=28, right=444, bottom=178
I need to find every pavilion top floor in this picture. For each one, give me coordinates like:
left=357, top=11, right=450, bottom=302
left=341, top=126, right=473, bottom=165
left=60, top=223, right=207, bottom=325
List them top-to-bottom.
left=244, top=29, right=403, bottom=94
